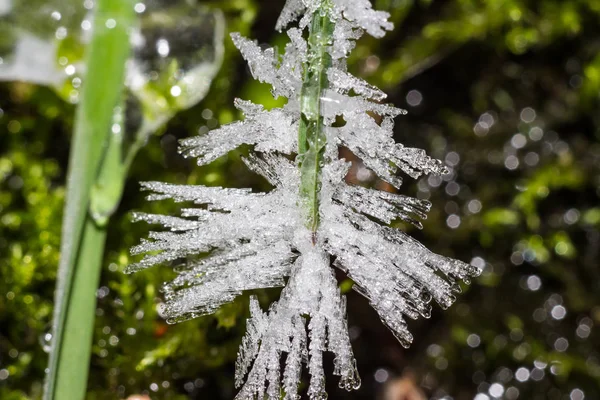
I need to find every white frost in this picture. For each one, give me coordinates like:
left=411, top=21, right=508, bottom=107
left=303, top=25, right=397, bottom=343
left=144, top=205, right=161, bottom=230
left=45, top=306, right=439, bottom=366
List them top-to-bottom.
left=130, top=0, right=480, bottom=398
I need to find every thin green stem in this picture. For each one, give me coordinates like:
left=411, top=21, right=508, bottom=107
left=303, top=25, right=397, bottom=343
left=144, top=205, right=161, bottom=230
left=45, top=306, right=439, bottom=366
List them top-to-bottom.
left=45, top=1, right=135, bottom=399
left=298, top=6, right=334, bottom=239
left=54, top=219, right=107, bottom=398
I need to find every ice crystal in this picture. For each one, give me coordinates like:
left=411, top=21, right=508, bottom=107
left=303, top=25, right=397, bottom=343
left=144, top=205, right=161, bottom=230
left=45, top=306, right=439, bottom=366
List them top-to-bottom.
left=129, top=0, right=481, bottom=398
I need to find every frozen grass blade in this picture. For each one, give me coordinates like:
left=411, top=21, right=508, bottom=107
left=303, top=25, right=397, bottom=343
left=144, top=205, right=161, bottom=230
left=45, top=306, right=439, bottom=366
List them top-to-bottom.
left=130, top=0, right=481, bottom=398
left=298, top=4, right=334, bottom=235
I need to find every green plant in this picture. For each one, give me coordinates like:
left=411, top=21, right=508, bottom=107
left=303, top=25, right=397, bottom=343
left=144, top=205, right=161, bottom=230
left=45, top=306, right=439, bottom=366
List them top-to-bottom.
left=44, top=1, right=136, bottom=398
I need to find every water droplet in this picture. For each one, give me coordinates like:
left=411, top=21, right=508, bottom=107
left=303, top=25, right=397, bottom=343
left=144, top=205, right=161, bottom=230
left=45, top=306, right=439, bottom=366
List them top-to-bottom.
left=134, top=3, right=146, bottom=13
left=156, top=38, right=170, bottom=57
left=170, top=85, right=182, bottom=97
left=39, top=332, right=52, bottom=353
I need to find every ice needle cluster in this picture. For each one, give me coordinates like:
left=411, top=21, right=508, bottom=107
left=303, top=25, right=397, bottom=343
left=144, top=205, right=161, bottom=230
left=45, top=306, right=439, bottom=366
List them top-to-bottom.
left=128, top=0, right=480, bottom=398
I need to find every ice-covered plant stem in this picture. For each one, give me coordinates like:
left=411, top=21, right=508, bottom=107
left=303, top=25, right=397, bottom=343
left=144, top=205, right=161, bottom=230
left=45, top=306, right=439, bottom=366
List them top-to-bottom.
left=129, top=1, right=481, bottom=398
left=298, top=4, right=333, bottom=235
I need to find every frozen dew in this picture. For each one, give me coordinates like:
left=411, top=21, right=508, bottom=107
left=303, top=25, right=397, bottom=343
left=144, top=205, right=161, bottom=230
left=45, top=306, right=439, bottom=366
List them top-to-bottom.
left=84, top=0, right=94, bottom=10
left=128, top=0, right=480, bottom=397
left=134, top=2, right=146, bottom=13
left=51, top=11, right=61, bottom=21
left=105, top=18, right=117, bottom=29
left=81, top=20, right=91, bottom=31
left=55, top=26, right=67, bottom=40
left=156, top=38, right=170, bottom=57
left=364, top=55, right=380, bottom=73
left=65, top=65, right=76, bottom=76
left=170, top=85, right=182, bottom=97
left=406, top=89, right=423, bottom=106
left=69, top=90, right=80, bottom=104
left=520, top=107, right=536, bottom=123
left=202, top=109, right=214, bottom=120
left=474, top=112, right=495, bottom=136
left=480, top=112, right=495, bottom=127
left=474, top=121, right=489, bottom=136
left=111, top=123, right=121, bottom=134
left=529, top=126, right=543, bottom=141
left=511, top=133, right=527, bottom=149
left=445, top=151, right=460, bottom=166
left=524, top=152, right=539, bottom=166
left=504, top=155, right=519, bottom=170
left=356, top=164, right=373, bottom=182
left=428, top=174, right=442, bottom=187
left=445, top=181, right=460, bottom=196
left=468, top=199, right=482, bottom=213
left=564, top=208, right=580, bottom=224
left=446, top=214, right=461, bottom=229
left=555, top=241, right=569, bottom=255
left=470, top=256, right=486, bottom=270
left=526, top=275, right=542, bottom=291
left=96, top=286, right=110, bottom=299
left=551, top=305, right=567, bottom=320
left=576, top=318, right=592, bottom=339
left=40, top=332, right=53, bottom=353
left=467, top=333, right=481, bottom=348
left=554, top=337, right=569, bottom=352
left=427, top=344, right=444, bottom=358
left=534, top=361, right=548, bottom=371
left=550, top=363, right=563, bottom=376
left=515, top=367, right=530, bottom=382
left=374, top=368, right=389, bottom=383
left=530, top=368, right=545, bottom=381
left=0, top=369, right=9, bottom=380
left=150, top=382, right=159, bottom=392
left=184, top=382, right=194, bottom=392
left=489, top=383, right=505, bottom=398
left=505, top=387, right=519, bottom=400
left=570, top=388, right=585, bottom=400
left=474, top=394, right=490, bottom=400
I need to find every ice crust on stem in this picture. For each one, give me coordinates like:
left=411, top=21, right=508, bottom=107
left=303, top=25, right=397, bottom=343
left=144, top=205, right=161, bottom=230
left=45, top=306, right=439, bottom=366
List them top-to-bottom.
left=129, top=0, right=481, bottom=398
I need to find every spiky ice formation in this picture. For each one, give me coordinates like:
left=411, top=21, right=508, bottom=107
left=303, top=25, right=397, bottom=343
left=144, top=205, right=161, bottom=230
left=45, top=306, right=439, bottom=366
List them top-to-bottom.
left=128, top=0, right=481, bottom=398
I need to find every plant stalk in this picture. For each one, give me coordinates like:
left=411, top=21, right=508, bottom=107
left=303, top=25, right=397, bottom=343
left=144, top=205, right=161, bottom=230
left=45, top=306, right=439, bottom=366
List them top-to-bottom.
left=44, top=1, right=135, bottom=399
left=298, top=6, right=334, bottom=239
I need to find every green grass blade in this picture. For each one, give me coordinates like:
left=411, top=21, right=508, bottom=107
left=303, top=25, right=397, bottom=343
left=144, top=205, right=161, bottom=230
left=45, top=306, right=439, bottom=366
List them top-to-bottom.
left=45, top=1, right=135, bottom=399
left=298, top=6, right=334, bottom=236
left=53, top=219, right=108, bottom=398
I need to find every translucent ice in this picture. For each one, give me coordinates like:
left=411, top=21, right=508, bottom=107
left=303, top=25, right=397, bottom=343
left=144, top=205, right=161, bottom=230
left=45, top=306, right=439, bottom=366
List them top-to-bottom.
left=130, top=0, right=480, bottom=398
